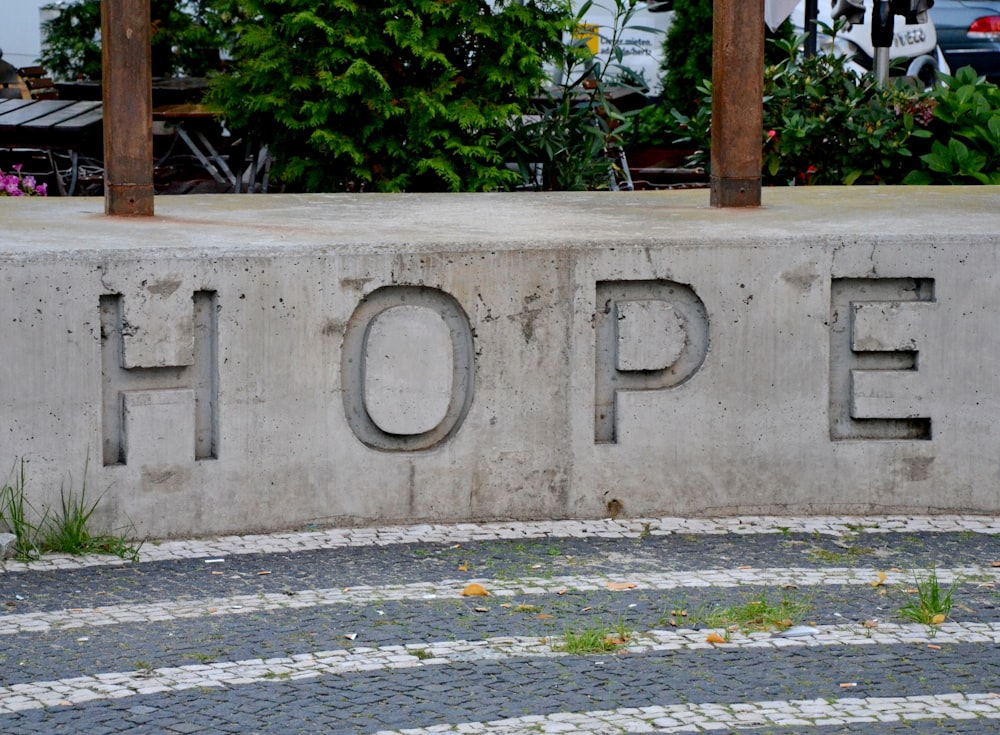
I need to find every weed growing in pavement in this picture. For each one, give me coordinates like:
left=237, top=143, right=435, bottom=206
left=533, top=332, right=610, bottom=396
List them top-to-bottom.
left=0, top=458, right=142, bottom=563
left=0, top=459, right=45, bottom=560
left=899, top=568, right=957, bottom=626
left=695, top=591, right=811, bottom=634
left=658, top=596, right=713, bottom=629
left=558, top=618, right=632, bottom=654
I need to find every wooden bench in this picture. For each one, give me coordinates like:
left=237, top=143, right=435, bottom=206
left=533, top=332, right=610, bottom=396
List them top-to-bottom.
left=16, top=66, right=58, bottom=100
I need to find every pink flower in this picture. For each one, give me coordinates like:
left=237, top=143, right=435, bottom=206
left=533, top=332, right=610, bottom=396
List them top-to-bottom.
left=767, top=129, right=777, bottom=138
left=0, top=167, right=48, bottom=196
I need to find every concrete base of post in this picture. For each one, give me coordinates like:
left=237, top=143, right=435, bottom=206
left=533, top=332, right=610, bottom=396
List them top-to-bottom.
left=710, top=176, right=762, bottom=207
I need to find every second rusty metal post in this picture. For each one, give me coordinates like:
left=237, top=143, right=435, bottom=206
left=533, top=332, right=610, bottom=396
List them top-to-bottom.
left=102, top=0, right=154, bottom=216
left=710, top=0, right=765, bottom=207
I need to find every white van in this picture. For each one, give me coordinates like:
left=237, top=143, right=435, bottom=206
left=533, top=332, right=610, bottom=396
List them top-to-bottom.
left=560, top=0, right=674, bottom=96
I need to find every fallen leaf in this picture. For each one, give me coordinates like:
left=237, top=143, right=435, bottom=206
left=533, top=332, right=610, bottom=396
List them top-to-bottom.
left=993, top=562, right=1000, bottom=568
left=457, top=563, right=469, bottom=572
left=739, top=565, right=752, bottom=570
left=891, top=567, right=902, bottom=572
left=210, top=571, right=224, bottom=576
left=257, top=571, right=271, bottom=576
left=871, top=571, right=887, bottom=587
left=607, top=581, right=637, bottom=591
left=461, top=583, right=490, bottom=597
left=979, top=583, right=995, bottom=589
left=782, top=584, right=798, bottom=590
left=905, top=588, right=919, bottom=594
left=557, top=589, right=567, bottom=595
left=500, top=603, right=511, bottom=608
left=581, top=606, right=593, bottom=612
left=474, top=607, right=490, bottom=613
left=535, top=613, right=554, bottom=620
left=931, top=613, right=946, bottom=625
left=863, top=620, right=879, bottom=629
left=705, top=632, right=726, bottom=643
left=605, top=635, right=628, bottom=646
left=927, top=644, right=942, bottom=650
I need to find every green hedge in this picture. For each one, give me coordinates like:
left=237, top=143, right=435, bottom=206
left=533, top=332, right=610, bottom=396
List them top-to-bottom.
left=208, top=0, right=569, bottom=192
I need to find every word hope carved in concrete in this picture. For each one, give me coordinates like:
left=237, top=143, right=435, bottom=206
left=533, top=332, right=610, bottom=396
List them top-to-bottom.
left=100, top=276, right=934, bottom=466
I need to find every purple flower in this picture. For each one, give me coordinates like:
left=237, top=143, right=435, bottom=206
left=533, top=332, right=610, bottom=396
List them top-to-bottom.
left=0, top=167, right=48, bottom=196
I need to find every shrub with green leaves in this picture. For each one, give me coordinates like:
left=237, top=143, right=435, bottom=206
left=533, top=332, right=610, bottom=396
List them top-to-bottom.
left=40, top=0, right=241, bottom=81
left=209, top=0, right=569, bottom=192
left=501, top=0, right=656, bottom=191
left=641, top=28, right=1000, bottom=186
left=903, top=66, right=1000, bottom=185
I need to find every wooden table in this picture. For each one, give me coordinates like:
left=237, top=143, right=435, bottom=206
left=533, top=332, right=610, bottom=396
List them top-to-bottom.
left=0, top=98, right=103, bottom=194
left=0, top=98, right=268, bottom=195
left=154, top=103, right=269, bottom=193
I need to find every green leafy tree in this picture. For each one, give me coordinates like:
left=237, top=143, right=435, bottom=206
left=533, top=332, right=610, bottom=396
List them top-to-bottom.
left=40, top=0, right=240, bottom=81
left=209, top=0, right=569, bottom=192
left=658, top=0, right=712, bottom=119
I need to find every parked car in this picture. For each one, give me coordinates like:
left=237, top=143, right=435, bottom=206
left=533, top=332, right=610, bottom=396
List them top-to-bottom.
left=792, top=0, right=950, bottom=85
left=930, top=0, right=1000, bottom=82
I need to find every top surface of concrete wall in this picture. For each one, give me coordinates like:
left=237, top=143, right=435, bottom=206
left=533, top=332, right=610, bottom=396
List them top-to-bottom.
left=3, top=187, right=998, bottom=256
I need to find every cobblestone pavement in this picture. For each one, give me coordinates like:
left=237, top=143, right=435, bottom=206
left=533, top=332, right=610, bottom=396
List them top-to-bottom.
left=1, top=515, right=998, bottom=733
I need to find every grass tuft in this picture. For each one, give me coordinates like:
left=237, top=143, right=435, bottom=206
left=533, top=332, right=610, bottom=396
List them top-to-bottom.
left=0, top=458, right=142, bottom=563
left=899, top=568, right=956, bottom=625
left=667, top=591, right=811, bottom=634
left=558, top=619, right=631, bottom=654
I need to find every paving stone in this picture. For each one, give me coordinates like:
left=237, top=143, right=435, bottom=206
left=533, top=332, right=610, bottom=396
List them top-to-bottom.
left=0, top=517, right=999, bottom=733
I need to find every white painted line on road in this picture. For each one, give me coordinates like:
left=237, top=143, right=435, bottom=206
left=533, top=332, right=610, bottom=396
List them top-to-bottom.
left=1, top=566, right=996, bottom=635
left=1, top=624, right=998, bottom=715
left=370, top=692, right=1000, bottom=734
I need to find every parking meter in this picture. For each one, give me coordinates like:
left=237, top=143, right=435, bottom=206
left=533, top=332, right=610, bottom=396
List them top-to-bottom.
left=833, top=0, right=935, bottom=86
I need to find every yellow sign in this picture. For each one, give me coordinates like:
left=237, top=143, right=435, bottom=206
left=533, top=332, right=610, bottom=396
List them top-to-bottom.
left=573, top=23, right=600, bottom=55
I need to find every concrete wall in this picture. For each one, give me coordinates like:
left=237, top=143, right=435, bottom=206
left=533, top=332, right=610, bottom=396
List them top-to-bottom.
left=1, top=187, right=998, bottom=538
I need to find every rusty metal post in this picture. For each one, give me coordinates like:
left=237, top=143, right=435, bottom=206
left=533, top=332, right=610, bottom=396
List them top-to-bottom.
left=102, top=0, right=154, bottom=216
left=710, top=0, right=764, bottom=207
